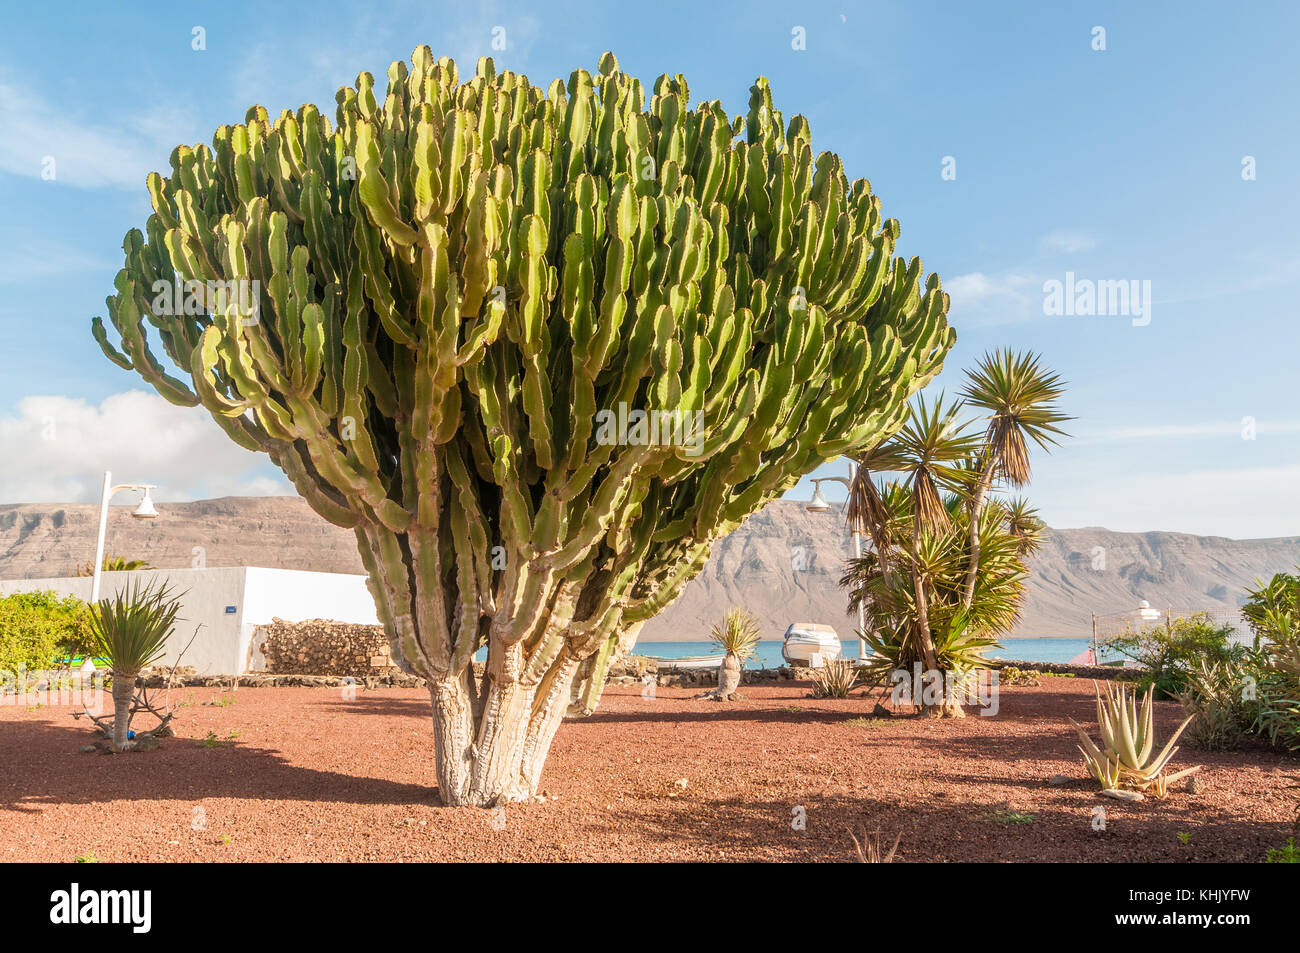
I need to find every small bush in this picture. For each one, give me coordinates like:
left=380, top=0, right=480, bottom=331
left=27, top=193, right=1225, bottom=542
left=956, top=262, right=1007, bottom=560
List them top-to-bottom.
left=1242, top=569, right=1299, bottom=644
left=0, top=591, right=92, bottom=677
left=1101, top=613, right=1246, bottom=699
left=809, top=659, right=859, bottom=698
left=1177, top=659, right=1253, bottom=750
left=1254, top=663, right=1300, bottom=752
left=1000, top=666, right=1042, bottom=686
left=1265, top=838, right=1298, bottom=863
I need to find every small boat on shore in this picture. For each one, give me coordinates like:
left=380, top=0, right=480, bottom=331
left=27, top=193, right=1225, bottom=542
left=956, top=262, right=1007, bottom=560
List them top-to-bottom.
left=781, top=623, right=842, bottom=666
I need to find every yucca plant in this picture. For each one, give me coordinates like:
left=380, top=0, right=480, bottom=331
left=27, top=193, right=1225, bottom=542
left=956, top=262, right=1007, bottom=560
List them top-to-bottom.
left=956, top=350, right=1070, bottom=611
left=843, top=364, right=1064, bottom=717
left=86, top=580, right=182, bottom=751
left=707, top=608, right=762, bottom=700
left=857, top=609, right=996, bottom=713
left=810, top=658, right=859, bottom=698
left=1070, top=682, right=1200, bottom=793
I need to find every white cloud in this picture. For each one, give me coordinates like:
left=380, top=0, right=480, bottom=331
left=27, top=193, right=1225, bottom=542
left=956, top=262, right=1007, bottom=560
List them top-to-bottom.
left=0, top=81, right=199, bottom=190
left=1039, top=230, right=1099, bottom=255
left=944, top=271, right=1041, bottom=325
left=0, top=391, right=292, bottom=504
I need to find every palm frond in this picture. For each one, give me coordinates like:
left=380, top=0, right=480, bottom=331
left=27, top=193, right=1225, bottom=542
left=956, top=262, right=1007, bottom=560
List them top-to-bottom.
left=958, top=349, right=1072, bottom=485
left=709, top=608, right=763, bottom=661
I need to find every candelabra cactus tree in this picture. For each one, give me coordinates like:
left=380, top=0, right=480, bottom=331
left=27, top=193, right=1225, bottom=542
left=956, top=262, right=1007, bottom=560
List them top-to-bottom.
left=92, top=48, right=955, bottom=805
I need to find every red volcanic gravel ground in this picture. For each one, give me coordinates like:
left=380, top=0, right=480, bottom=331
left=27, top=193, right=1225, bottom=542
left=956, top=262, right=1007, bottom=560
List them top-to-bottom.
left=1, top=677, right=1295, bottom=862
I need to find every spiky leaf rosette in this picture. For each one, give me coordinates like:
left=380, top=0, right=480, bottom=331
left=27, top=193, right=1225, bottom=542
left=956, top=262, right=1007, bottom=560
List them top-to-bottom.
left=93, top=48, right=954, bottom=803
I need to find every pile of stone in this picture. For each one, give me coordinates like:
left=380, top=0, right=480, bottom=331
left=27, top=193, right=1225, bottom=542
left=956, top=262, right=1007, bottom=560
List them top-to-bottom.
left=250, top=619, right=402, bottom=678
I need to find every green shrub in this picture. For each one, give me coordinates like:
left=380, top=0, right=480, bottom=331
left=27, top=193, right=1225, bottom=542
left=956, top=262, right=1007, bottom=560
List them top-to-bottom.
left=1242, top=569, right=1299, bottom=645
left=0, top=591, right=92, bottom=676
left=1101, top=613, right=1246, bottom=699
left=1177, top=659, right=1253, bottom=750
left=1252, top=661, right=1300, bottom=752
left=1000, top=665, right=1042, bottom=686
left=1265, top=838, right=1298, bottom=863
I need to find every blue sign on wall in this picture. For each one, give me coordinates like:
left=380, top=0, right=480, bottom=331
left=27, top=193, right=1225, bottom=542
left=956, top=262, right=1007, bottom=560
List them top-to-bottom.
left=224, top=605, right=237, bottom=614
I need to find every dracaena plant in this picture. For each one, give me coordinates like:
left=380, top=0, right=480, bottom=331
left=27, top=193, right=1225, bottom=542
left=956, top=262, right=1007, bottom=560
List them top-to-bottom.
left=92, top=48, right=954, bottom=804
left=956, top=350, right=1069, bottom=611
left=86, top=580, right=182, bottom=752
left=707, top=607, right=762, bottom=699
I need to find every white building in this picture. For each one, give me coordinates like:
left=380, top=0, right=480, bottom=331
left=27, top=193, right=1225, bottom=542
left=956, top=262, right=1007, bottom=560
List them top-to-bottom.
left=0, top=567, right=379, bottom=675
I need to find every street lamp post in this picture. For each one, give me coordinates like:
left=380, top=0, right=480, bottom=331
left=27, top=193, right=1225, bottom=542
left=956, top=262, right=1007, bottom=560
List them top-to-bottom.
left=806, top=462, right=868, bottom=660
left=90, top=470, right=159, bottom=603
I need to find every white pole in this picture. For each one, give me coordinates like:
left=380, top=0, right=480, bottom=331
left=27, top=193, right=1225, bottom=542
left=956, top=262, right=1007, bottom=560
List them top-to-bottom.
left=849, top=460, right=867, bottom=660
left=91, top=470, right=111, bottom=604
left=851, top=529, right=867, bottom=659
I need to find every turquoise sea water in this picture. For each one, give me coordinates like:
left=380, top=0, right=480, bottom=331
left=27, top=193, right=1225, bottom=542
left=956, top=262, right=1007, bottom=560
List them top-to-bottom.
left=634, top=637, right=1104, bottom=668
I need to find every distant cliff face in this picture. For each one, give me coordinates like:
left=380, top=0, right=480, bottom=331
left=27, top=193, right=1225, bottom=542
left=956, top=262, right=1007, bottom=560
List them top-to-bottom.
left=3, top=497, right=1297, bottom=639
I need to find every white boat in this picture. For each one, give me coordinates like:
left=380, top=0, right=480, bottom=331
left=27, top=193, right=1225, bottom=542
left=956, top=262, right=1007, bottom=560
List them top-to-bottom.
left=781, top=623, right=843, bottom=666
left=646, top=654, right=724, bottom=672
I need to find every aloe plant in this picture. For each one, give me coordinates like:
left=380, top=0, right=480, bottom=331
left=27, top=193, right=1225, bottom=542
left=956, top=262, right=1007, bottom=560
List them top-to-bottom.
left=92, top=48, right=954, bottom=804
left=86, top=580, right=181, bottom=751
left=1070, top=682, right=1200, bottom=793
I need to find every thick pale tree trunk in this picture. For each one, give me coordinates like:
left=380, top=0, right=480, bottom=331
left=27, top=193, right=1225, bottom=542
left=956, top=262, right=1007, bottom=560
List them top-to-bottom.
left=959, top=459, right=997, bottom=611
left=355, top=507, right=693, bottom=806
left=908, top=533, right=962, bottom=719
left=908, top=547, right=940, bottom=673
left=427, top=651, right=582, bottom=806
left=711, top=652, right=742, bottom=699
left=428, top=672, right=476, bottom=803
left=110, top=673, right=135, bottom=751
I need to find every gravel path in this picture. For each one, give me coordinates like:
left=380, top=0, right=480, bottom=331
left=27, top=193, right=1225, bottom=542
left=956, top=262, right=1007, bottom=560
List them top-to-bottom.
left=2, top=677, right=1294, bottom=862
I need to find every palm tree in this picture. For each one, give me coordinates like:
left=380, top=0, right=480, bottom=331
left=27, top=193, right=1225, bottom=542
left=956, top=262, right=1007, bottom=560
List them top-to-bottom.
left=957, top=350, right=1070, bottom=611
left=848, top=395, right=980, bottom=693
left=842, top=494, right=1030, bottom=704
left=76, top=555, right=154, bottom=577
left=85, top=580, right=181, bottom=751
left=707, top=608, right=762, bottom=700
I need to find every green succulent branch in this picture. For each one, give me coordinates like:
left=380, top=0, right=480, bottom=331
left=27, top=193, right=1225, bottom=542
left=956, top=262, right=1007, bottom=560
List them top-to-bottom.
left=92, top=48, right=954, bottom=804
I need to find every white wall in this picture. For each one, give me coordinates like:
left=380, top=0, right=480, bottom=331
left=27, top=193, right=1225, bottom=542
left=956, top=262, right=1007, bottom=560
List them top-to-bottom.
left=0, top=567, right=380, bottom=676
left=0, top=568, right=248, bottom=675
left=240, top=568, right=378, bottom=672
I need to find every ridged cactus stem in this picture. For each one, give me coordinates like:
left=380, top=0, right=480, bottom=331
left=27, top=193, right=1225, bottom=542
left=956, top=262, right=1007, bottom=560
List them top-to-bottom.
left=91, top=48, right=954, bottom=805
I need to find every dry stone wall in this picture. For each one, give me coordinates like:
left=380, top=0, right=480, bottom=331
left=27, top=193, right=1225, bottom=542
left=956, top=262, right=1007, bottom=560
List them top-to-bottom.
left=249, top=618, right=402, bottom=678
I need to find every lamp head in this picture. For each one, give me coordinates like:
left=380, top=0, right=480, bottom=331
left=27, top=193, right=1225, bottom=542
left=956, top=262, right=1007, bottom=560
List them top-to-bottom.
left=806, top=483, right=831, bottom=513
left=131, top=486, right=159, bottom=519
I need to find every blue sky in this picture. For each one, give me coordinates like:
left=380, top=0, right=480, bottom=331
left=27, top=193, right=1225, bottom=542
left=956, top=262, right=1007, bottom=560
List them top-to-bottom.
left=1, top=0, right=1297, bottom=537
